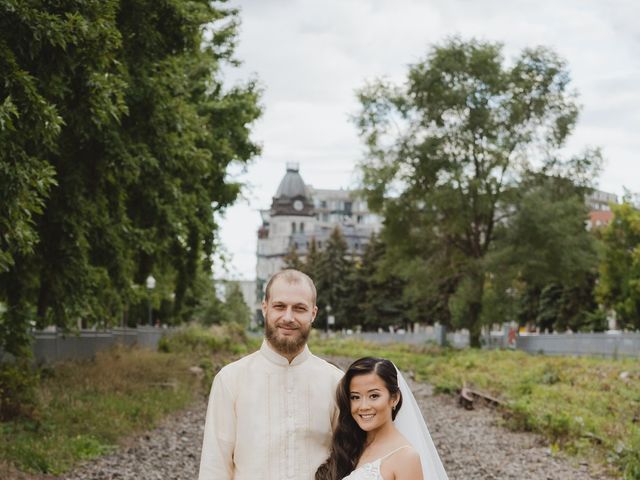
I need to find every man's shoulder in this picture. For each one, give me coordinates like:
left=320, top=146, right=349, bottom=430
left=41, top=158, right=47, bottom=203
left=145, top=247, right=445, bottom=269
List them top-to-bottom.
left=217, top=349, right=261, bottom=377
left=308, top=353, right=344, bottom=379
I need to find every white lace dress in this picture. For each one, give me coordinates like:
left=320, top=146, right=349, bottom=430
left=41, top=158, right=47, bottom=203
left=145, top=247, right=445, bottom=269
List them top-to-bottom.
left=342, top=446, right=411, bottom=480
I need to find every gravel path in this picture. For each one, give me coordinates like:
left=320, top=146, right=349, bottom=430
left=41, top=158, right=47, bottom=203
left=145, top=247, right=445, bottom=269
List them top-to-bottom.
left=56, top=356, right=618, bottom=480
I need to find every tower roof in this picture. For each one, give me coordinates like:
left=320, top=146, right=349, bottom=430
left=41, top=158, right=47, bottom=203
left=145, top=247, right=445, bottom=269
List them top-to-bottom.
left=275, top=162, right=308, bottom=199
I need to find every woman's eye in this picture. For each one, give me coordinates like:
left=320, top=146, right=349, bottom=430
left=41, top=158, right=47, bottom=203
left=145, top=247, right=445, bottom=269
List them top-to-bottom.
left=350, top=395, right=360, bottom=400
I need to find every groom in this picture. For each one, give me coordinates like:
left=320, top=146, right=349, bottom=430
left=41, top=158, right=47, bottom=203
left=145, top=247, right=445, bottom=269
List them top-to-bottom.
left=198, top=269, right=344, bottom=480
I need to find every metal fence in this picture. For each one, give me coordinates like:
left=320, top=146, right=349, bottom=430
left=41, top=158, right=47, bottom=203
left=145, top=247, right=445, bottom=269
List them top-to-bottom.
left=28, top=326, right=169, bottom=364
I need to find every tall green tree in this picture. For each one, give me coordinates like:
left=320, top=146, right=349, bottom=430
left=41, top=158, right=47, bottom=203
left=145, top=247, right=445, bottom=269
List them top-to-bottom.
left=0, top=0, right=261, bottom=357
left=0, top=0, right=129, bottom=354
left=115, top=0, right=260, bottom=325
left=0, top=1, right=62, bottom=274
left=355, top=38, right=599, bottom=346
left=488, top=175, right=600, bottom=330
left=494, top=176, right=598, bottom=288
left=596, top=202, right=640, bottom=330
left=315, top=228, right=354, bottom=329
left=357, top=234, right=409, bottom=331
left=302, top=236, right=321, bottom=291
left=283, top=243, right=304, bottom=271
left=530, top=280, right=599, bottom=333
left=221, top=282, right=251, bottom=327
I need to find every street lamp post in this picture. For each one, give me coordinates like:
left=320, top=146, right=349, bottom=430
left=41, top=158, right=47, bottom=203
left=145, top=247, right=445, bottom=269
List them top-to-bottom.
left=146, top=275, right=156, bottom=326
left=326, top=304, right=334, bottom=334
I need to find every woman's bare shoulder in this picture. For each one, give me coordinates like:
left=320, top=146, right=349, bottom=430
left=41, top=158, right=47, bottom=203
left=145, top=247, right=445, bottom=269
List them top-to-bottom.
left=378, top=445, right=423, bottom=480
left=388, top=446, right=423, bottom=480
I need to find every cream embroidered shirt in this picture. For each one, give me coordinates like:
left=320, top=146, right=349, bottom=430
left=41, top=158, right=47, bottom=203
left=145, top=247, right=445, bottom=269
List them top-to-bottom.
left=198, top=340, right=344, bottom=480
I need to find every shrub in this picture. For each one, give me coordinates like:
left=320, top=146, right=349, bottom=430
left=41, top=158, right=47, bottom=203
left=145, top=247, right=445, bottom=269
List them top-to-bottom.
left=158, top=323, right=249, bottom=355
left=0, top=362, right=40, bottom=420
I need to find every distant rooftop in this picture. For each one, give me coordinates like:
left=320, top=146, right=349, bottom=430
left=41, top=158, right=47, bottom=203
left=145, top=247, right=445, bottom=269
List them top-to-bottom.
left=275, top=163, right=308, bottom=199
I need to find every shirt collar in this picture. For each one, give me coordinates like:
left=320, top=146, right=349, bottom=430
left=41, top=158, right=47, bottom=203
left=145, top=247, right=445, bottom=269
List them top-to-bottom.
left=260, top=339, right=311, bottom=366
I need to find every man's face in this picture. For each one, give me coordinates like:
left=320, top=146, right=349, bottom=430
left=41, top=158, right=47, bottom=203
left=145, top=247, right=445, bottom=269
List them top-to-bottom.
left=262, top=278, right=317, bottom=357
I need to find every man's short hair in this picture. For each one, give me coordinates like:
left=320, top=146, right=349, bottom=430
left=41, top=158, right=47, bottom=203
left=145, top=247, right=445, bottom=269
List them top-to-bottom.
left=264, top=269, right=317, bottom=305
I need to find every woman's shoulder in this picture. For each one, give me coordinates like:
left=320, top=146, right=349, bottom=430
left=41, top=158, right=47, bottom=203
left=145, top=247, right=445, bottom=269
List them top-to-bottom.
left=389, top=444, right=420, bottom=463
left=382, top=445, right=422, bottom=480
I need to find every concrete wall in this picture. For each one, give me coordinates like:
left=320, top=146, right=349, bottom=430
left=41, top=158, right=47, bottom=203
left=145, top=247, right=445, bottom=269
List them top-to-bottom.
left=349, top=325, right=460, bottom=347
left=22, top=327, right=640, bottom=363
left=29, top=327, right=170, bottom=364
left=341, top=329, right=640, bottom=359
left=353, top=331, right=438, bottom=345
left=516, top=332, right=640, bottom=358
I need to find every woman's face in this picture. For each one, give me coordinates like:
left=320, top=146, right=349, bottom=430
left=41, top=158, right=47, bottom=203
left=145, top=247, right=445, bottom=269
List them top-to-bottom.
left=349, top=372, right=397, bottom=433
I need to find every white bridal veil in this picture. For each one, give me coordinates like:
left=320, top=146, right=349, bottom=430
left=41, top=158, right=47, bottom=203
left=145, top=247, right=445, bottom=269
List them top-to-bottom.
left=394, top=367, right=449, bottom=480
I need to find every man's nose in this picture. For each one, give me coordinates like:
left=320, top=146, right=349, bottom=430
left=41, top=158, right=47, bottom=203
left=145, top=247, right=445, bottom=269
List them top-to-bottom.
left=283, top=307, right=294, bottom=321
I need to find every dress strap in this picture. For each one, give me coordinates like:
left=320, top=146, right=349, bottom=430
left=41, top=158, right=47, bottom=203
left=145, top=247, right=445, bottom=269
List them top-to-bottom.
left=379, top=445, right=411, bottom=463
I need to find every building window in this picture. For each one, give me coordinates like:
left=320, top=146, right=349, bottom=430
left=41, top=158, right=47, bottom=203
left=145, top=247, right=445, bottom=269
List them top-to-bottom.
left=321, top=200, right=327, bottom=208
left=357, top=215, right=363, bottom=223
left=292, top=222, right=296, bottom=233
left=300, top=222, right=304, bottom=233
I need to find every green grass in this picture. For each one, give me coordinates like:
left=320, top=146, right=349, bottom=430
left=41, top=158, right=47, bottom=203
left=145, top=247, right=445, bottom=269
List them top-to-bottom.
left=0, top=324, right=255, bottom=475
left=310, top=337, right=640, bottom=479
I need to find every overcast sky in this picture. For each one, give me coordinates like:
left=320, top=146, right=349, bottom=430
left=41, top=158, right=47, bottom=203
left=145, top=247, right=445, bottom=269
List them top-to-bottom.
left=216, top=0, right=640, bottom=280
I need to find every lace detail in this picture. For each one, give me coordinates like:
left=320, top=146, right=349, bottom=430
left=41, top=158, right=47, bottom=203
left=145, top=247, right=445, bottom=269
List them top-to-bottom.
left=342, top=445, right=410, bottom=480
left=341, top=458, right=383, bottom=480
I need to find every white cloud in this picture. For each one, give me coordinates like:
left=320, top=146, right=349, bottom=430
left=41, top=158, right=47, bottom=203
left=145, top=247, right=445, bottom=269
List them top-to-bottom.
left=219, top=0, right=640, bottom=279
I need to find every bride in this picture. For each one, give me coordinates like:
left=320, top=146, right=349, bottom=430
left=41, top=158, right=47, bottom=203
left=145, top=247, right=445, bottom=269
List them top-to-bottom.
left=315, top=357, right=448, bottom=480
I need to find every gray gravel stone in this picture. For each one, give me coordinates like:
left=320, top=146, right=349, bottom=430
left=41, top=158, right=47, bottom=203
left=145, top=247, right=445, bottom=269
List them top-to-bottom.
left=57, top=356, right=619, bottom=480
left=60, top=405, right=206, bottom=480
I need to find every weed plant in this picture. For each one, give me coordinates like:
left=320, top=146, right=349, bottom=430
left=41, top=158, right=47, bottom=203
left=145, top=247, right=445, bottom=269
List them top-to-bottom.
left=0, top=323, right=256, bottom=475
left=311, top=337, right=640, bottom=479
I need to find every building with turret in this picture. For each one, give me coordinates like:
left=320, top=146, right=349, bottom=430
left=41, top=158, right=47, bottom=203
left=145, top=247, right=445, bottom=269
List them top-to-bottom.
left=255, top=163, right=382, bottom=311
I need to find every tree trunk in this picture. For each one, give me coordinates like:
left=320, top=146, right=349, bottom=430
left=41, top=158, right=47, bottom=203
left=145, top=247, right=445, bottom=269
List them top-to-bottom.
left=3, top=257, right=32, bottom=358
left=467, top=271, right=485, bottom=348
left=36, top=272, right=50, bottom=323
left=468, top=299, right=483, bottom=348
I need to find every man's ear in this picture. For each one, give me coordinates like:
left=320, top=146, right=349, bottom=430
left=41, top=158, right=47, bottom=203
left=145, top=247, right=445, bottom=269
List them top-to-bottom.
left=261, top=299, right=267, bottom=319
left=311, top=305, right=318, bottom=323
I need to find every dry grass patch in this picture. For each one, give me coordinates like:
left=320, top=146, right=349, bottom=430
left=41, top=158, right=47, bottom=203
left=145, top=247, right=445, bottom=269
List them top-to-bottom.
left=1, top=323, right=255, bottom=475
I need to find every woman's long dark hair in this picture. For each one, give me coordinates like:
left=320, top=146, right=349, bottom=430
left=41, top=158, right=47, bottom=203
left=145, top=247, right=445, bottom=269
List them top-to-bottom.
left=315, top=357, right=403, bottom=480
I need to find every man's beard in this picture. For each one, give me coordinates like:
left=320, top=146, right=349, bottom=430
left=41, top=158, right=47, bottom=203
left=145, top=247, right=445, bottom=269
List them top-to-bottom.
left=265, top=317, right=311, bottom=356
